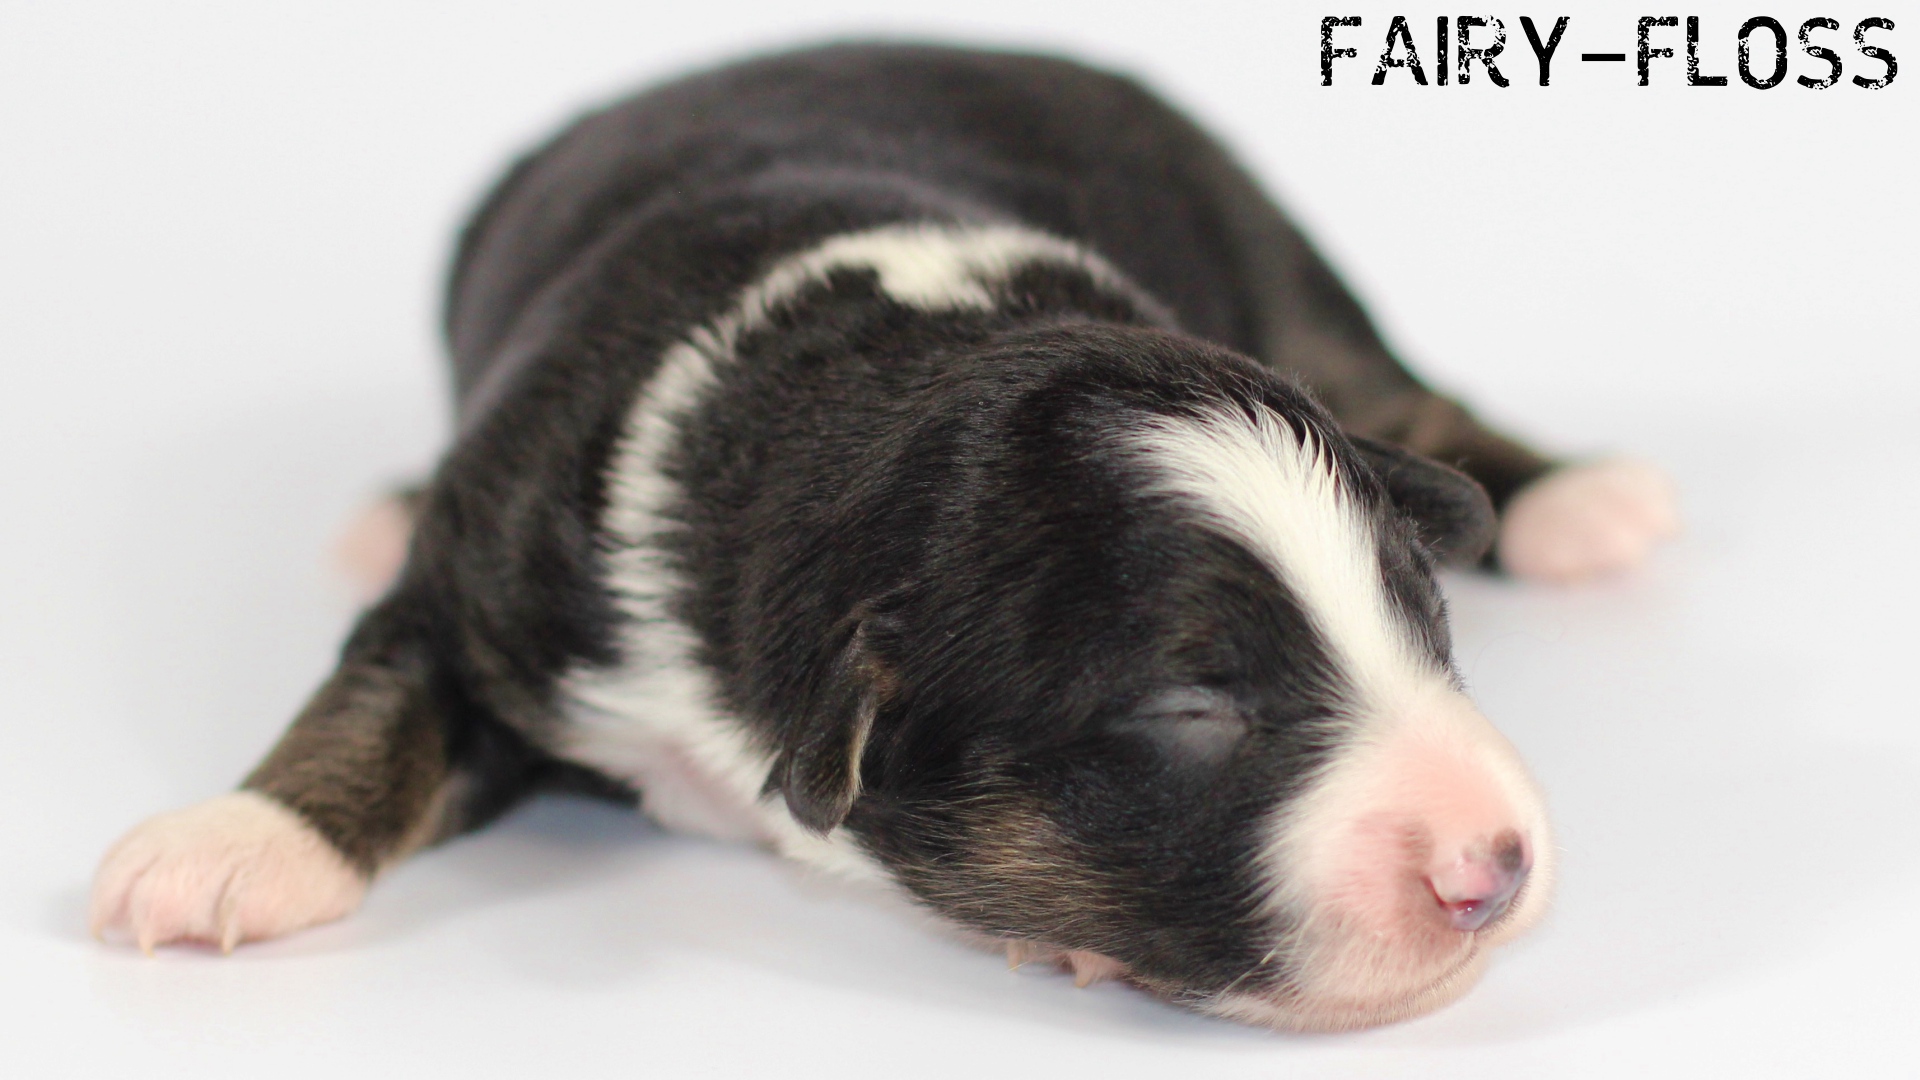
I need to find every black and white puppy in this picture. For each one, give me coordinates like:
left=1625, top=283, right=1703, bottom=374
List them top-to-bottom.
left=91, top=44, right=1678, bottom=1031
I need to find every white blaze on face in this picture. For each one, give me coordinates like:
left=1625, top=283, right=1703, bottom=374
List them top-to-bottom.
left=1126, top=406, right=1554, bottom=1032
left=1127, top=408, right=1418, bottom=700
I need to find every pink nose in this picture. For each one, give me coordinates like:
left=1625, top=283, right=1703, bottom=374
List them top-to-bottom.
left=1429, top=831, right=1529, bottom=933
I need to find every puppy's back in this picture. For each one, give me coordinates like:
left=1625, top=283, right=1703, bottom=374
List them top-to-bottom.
left=446, top=44, right=1287, bottom=408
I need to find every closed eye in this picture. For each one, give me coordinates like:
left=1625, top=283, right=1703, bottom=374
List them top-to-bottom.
left=1110, top=687, right=1250, bottom=766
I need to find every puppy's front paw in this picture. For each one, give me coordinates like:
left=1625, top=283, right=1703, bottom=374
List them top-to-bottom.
left=1498, top=460, right=1680, bottom=583
left=90, top=792, right=365, bottom=953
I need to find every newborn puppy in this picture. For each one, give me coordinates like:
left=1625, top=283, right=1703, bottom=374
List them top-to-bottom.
left=92, top=44, right=1676, bottom=1031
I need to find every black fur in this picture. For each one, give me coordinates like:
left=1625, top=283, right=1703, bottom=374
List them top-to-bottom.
left=244, top=43, right=1556, bottom=1008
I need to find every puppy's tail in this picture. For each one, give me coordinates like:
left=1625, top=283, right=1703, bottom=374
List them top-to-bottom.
left=332, top=485, right=423, bottom=604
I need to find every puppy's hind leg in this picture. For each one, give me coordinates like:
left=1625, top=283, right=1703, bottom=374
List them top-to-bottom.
left=1169, top=127, right=1678, bottom=582
left=1354, top=393, right=1680, bottom=583
left=1493, top=458, right=1679, bottom=584
left=90, top=591, right=533, bottom=953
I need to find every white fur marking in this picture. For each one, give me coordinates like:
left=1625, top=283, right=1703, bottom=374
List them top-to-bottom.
left=563, top=223, right=1135, bottom=880
left=773, top=223, right=1136, bottom=313
left=1124, top=407, right=1554, bottom=1030
left=1126, top=407, right=1432, bottom=709
left=90, top=791, right=365, bottom=953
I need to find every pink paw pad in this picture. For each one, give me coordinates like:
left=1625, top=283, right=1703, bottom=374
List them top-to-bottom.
left=90, top=792, right=366, bottom=954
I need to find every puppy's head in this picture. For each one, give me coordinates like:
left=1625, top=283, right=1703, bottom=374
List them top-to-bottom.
left=772, top=326, right=1551, bottom=1032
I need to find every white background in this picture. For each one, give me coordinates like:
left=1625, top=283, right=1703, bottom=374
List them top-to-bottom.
left=2, top=2, right=1915, bottom=1076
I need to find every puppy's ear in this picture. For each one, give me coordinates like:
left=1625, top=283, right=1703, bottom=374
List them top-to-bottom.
left=1349, top=435, right=1497, bottom=566
left=768, top=612, right=897, bottom=835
